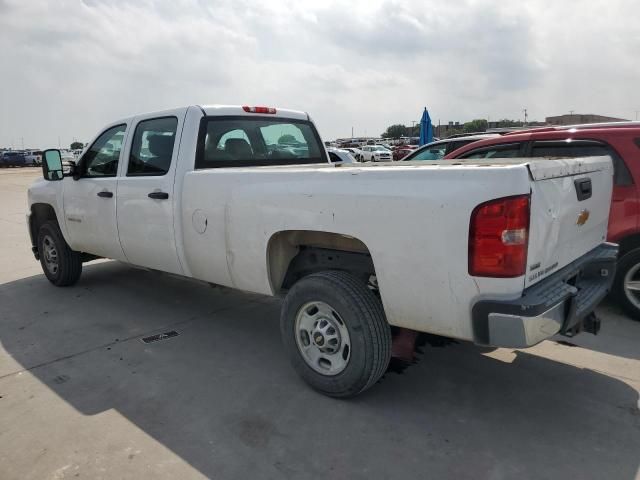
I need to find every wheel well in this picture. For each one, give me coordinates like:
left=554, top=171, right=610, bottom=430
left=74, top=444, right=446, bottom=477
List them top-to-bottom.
left=30, top=203, right=58, bottom=245
left=267, top=230, right=375, bottom=293
left=617, top=233, right=640, bottom=257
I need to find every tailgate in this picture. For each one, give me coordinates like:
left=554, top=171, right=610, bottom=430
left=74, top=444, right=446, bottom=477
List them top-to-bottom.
left=525, top=156, right=613, bottom=288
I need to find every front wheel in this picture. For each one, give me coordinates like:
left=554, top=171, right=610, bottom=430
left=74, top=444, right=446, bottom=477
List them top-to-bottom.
left=37, top=220, right=83, bottom=286
left=613, top=249, right=640, bottom=321
left=280, top=271, right=392, bottom=397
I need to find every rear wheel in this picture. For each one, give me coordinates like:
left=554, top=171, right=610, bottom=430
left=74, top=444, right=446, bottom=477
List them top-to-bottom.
left=37, top=220, right=82, bottom=286
left=613, top=248, right=640, bottom=320
left=280, top=271, right=392, bottom=397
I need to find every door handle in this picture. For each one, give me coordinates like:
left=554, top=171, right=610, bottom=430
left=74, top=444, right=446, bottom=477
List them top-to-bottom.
left=97, top=191, right=113, bottom=198
left=148, top=191, right=169, bottom=200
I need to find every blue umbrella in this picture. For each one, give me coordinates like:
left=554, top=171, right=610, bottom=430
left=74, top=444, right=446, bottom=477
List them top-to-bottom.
left=419, top=107, right=433, bottom=146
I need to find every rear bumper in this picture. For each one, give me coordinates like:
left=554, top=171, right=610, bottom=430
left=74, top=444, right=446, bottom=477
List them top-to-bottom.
left=472, top=243, right=618, bottom=348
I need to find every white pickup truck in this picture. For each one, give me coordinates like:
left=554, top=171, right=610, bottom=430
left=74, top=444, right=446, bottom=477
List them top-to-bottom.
left=28, top=105, right=617, bottom=397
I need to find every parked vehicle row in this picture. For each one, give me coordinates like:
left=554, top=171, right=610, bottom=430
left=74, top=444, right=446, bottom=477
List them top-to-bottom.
left=28, top=104, right=616, bottom=397
left=1, top=150, right=43, bottom=167
left=1, top=151, right=26, bottom=167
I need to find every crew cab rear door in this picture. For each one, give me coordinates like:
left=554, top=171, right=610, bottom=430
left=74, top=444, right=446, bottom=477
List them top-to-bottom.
left=116, top=108, right=187, bottom=274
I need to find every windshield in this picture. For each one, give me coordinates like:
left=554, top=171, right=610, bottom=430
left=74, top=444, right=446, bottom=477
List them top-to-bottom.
left=197, top=117, right=326, bottom=168
left=404, top=143, right=447, bottom=161
left=372, top=146, right=389, bottom=151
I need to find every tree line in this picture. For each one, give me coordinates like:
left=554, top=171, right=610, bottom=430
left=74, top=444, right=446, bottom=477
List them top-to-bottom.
left=381, top=118, right=523, bottom=139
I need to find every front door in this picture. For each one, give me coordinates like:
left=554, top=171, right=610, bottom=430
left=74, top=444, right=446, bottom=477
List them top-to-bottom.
left=116, top=113, right=184, bottom=274
left=63, top=123, right=128, bottom=260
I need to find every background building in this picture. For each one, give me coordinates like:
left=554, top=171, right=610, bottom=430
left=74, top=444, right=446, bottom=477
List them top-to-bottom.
left=546, top=113, right=629, bottom=125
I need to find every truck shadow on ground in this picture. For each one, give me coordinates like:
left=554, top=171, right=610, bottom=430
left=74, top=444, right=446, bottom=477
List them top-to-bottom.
left=1, top=261, right=638, bottom=480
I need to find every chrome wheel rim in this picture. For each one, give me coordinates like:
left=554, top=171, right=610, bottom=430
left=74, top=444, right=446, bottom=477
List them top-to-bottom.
left=42, top=234, right=59, bottom=275
left=624, top=262, right=640, bottom=309
left=294, top=301, right=351, bottom=376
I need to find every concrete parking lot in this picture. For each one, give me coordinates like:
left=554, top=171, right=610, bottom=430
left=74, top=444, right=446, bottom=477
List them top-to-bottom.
left=0, top=168, right=638, bottom=480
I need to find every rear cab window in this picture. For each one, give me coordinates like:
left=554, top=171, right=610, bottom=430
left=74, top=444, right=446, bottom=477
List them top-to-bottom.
left=196, top=116, right=327, bottom=168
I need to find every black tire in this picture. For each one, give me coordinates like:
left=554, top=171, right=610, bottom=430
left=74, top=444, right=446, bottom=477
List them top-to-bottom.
left=37, top=220, right=82, bottom=286
left=613, top=248, right=640, bottom=320
left=280, top=270, right=392, bottom=397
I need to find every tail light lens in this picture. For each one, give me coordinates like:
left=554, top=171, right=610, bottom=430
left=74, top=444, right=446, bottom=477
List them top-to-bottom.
left=242, top=106, right=277, bottom=114
left=469, top=194, right=530, bottom=277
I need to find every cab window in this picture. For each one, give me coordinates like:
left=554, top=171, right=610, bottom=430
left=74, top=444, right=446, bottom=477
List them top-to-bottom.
left=128, top=117, right=178, bottom=176
left=82, top=125, right=127, bottom=177
left=445, top=140, right=476, bottom=155
left=531, top=140, right=632, bottom=186
left=460, top=143, right=522, bottom=159
left=407, top=144, right=446, bottom=161
left=328, top=152, right=341, bottom=163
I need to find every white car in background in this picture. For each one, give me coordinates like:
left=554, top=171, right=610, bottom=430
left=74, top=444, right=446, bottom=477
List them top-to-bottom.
left=360, top=145, right=393, bottom=162
left=327, top=147, right=356, bottom=164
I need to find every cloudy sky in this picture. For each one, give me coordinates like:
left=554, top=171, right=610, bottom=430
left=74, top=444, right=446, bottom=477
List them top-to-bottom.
left=0, top=0, right=639, bottom=148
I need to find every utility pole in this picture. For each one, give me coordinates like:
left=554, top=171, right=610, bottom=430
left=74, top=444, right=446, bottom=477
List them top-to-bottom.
left=522, top=108, right=528, bottom=126
left=635, top=111, right=639, bottom=121
left=351, top=126, right=354, bottom=140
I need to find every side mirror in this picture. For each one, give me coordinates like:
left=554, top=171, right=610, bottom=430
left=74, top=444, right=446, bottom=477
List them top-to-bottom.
left=42, top=149, right=64, bottom=181
left=62, top=159, right=76, bottom=176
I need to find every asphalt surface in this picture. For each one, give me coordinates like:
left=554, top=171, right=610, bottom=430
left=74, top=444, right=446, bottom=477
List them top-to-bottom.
left=1, top=168, right=639, bottom=480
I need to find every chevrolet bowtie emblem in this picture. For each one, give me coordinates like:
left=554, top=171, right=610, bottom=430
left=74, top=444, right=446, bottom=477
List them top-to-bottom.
left=576, top=209, right=590, bottom=226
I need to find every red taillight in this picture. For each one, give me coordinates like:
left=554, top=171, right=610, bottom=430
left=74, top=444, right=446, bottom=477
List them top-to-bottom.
left=242, top=105, right=277, bottom=114
left=469, top=194, right=530, bottom=277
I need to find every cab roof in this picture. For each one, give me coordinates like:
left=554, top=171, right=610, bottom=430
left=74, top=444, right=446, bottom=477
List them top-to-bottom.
left=200, top=105, right=309, bottom=120
left=503, top=121, right=640, bottom=136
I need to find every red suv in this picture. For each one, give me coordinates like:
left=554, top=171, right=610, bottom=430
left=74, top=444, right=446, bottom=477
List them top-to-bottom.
left=446, top=123, right=640, bottom=320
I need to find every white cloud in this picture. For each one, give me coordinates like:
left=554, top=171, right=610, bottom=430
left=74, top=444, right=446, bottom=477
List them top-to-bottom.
left=0, top=0, right=638, bottom=148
